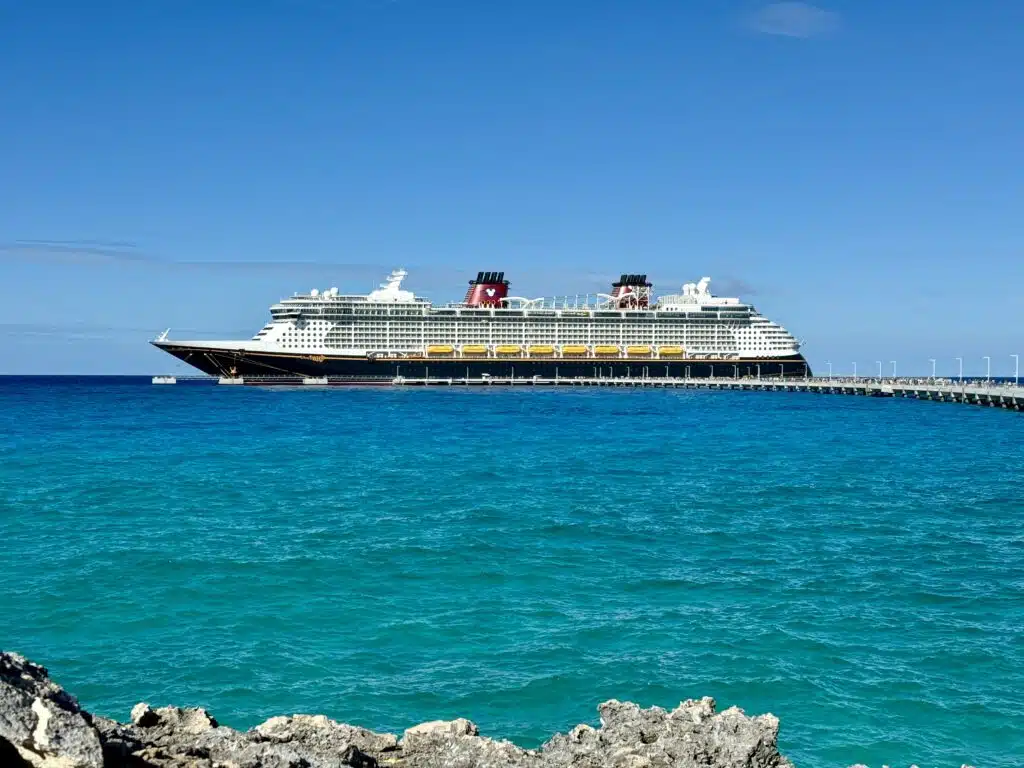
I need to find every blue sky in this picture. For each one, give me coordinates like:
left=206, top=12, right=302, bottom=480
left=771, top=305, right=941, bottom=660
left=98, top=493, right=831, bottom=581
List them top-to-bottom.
left=2, top=0, right=1022, bottom=376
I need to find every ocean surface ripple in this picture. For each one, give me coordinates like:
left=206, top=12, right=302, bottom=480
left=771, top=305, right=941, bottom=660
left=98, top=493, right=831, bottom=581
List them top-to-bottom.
left=1, top=378, right=1022, bottom=767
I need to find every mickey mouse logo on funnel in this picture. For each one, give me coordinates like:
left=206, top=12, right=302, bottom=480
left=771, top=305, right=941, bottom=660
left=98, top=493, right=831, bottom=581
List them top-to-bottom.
left=464, top=272, right=509, bottom=307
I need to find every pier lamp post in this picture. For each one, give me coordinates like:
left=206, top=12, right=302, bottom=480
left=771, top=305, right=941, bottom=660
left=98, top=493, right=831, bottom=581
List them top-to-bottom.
left=1013, top=354, right=1019, bottom=387
left=983, top=355, right=991, bottom=384
left=955, top=357, right=963, bottom=384
left=929, top=358, right=936, bottom=381
left=825, top=360, right=832, bottom=380
left=890, top=360, right=897, bottom=379
left=876, top=361, right=882, bottom=380
left=852, top=362, right=857, bottom=380
left=756, top=363, right=761, bottom=380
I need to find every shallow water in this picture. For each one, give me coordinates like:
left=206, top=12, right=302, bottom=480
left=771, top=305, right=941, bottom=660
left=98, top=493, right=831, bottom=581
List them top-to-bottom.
left=1, top=378, right=1022, bottom=767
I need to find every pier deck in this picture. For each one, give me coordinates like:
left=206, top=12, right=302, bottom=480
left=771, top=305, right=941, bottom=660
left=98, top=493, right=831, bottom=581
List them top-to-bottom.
left=157, top=375, right=1024, bottom=411
left=392, top=377, right=1024, bottom=409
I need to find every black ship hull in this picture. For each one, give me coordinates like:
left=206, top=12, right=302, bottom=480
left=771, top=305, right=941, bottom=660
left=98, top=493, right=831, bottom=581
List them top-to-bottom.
left=153, top=342, right=812, bottom=381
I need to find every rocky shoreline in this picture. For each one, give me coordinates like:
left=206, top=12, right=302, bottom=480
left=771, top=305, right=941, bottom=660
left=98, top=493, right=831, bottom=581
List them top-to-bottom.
left=3, top=649, right=982, bottom=768
left=0, top=650, right=797, bottom=768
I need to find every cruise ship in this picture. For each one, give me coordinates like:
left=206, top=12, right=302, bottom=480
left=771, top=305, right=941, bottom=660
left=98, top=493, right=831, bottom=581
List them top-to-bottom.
left=151, top=270, right=810, bottom=380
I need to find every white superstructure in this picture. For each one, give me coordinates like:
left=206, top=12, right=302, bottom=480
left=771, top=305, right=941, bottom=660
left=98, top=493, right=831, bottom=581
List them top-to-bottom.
left=227, top=270, right=801, bottom=361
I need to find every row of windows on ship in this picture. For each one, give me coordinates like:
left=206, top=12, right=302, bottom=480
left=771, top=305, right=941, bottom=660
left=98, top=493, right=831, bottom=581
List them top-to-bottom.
left=274, top=299, right=763, bottom=313
left=273, top=309, right=757, bottom=320
left=262, top=319, right=790, bottom=332
left=264, top=322, right=789, bottom=333
left=260, top=323, right=792, bottom=341
left=264, top=330, right=793, bottom=352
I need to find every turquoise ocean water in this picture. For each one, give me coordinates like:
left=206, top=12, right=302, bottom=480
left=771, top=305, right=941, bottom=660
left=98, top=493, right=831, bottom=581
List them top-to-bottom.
left=1, top=377, right=1022, bottom=767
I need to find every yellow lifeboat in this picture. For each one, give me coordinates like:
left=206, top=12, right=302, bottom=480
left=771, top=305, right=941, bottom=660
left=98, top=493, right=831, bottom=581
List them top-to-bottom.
left=426, top=344, right=454, bottom=355
left=461, top=344, right=488, bottom=356
left=495, top=344, right=522, bottom=356
left=528, top=345, right=555, bottom=356
left=560, top=345, right=588, bottom=356
left=594, top=345, right=621, bottom=356
left=626, top=345, right=652, bottom=356
left=658, top=345, right=684, bottom=356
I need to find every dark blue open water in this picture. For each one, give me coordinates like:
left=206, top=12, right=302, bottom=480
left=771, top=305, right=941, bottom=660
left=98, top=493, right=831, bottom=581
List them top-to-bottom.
left=1, top=377, right=1022, bottom=767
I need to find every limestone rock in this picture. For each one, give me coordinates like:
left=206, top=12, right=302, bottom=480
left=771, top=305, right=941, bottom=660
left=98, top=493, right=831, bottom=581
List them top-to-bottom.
left=1, top=649, right=811, bottom=768
left=0, top=651, right=104, bottom=768
left=540, top=698, right=792, bottom=768
left=129, top=702, right=159, bottom=728
left=151, top=705, right=219, bottom=733
left=252, top=713, right=398, bottom=764
left=89, top=715, right=144, bottom=765
left=396, top=717, right=533, bottom=768
left=401, top=717, right=480, bottom=747
left=398, top=729, right=531, bottom=768
left=0, top=733, right=33, bottom=768
left=340, top=743, right=378, bottom=768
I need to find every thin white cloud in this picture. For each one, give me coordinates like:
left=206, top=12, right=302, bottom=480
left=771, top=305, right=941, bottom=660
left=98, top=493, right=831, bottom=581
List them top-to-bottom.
left=748, top=2, right=839, bottom=39
left=0, top=239, right=152, bottom=264
left=713, top=277, right=759, bottom=297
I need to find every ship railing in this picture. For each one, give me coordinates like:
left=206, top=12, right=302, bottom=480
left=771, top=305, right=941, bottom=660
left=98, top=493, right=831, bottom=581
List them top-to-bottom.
left=442, top=296, right=621, bottom=311
left=415, top=344, right=718, bottom=360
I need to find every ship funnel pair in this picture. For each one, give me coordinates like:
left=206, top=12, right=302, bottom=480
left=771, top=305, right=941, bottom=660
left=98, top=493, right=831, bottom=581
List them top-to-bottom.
left=464, top=271, right=510, bottom=307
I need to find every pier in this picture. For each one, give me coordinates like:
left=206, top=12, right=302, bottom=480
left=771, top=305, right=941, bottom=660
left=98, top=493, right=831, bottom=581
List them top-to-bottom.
left=154, top=375, right=1024, bottom=410
left=392, top=376, right=1024, bottom=409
